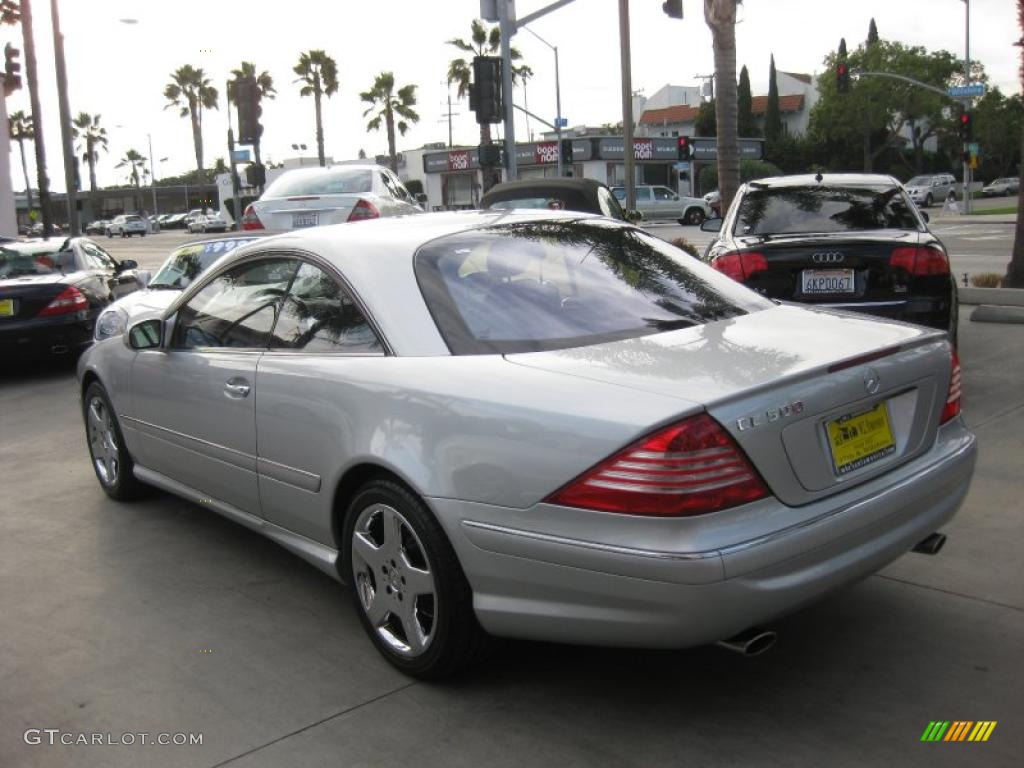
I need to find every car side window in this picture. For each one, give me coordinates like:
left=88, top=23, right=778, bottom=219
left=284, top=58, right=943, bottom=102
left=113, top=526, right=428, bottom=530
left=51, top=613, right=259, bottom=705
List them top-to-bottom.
left=379, top=172, right=399, bottom=199
left=597, top=187, right=624, bottom=219
left=654, top=187, right=674, bottom=201
left=635, top=188, right=652, bottom=201
left=80, top=242, right=112, bottom=271
left=172, top=258, right=299, bottom=350
left=269, top=262, right=383, bottom=353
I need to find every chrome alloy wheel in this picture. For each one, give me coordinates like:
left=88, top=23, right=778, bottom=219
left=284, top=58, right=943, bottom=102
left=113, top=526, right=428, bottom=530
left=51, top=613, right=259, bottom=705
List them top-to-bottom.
left=87, top=396, right=119, bottom=486
left=351, top=503, right=437, bottom=657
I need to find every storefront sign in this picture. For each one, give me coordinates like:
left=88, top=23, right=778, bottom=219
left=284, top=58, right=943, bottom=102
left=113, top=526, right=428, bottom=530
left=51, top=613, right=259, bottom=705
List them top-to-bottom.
left=596, top=137, right=678, bottom=161
left=691, top=139, right=765, bottom=161
left=423, top=149, right=481, bottom=173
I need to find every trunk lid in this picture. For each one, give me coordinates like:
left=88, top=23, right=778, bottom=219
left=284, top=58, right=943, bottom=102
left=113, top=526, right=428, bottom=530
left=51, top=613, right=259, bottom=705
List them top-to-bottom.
left=251, top=194, right=362, bottom=230
left=734, top=230, right=921, bottom=305
left=0, top=275, right=71, bottom=319
left=506, top=304, right=951, bottom=506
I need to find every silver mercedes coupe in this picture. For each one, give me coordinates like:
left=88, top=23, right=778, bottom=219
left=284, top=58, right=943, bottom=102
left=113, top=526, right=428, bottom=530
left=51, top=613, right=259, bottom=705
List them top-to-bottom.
left=77, top=211, right=976, bottom=678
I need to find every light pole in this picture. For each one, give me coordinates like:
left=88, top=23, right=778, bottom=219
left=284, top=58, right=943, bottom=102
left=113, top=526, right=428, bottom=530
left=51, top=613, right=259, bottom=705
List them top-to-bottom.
left=51, top=0, right=79, bottom=234
left=618, top=0, right=635, bottom=209
left=961, top=0, right=972, bottom=214
left=521, top=25, right=564, bottom=176
left=147, top=133, right=158, bottom=216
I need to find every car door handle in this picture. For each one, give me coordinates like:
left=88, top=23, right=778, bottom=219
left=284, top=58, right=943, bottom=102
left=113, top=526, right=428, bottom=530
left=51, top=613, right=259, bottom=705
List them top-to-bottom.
left=224, top=378, right=251, bottom=398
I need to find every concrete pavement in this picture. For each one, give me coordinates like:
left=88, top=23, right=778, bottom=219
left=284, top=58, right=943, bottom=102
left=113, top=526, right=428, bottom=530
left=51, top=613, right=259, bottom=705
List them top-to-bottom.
left=1, top=314, right=1021, bottom=767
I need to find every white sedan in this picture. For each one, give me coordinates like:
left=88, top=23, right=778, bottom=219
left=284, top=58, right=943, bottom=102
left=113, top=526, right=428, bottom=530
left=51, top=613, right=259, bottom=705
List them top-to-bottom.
left=241, top=163, right=423, bottom=231
left=106, top=214, right=148, bottom=238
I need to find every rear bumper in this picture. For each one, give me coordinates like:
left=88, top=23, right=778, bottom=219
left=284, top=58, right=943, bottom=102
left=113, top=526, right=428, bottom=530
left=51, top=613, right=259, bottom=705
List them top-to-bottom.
left=813, top=298, right=952, bottom=333
left=0, top=314, right=93, bottom=358
left=430, top=419, right=976, bottom=648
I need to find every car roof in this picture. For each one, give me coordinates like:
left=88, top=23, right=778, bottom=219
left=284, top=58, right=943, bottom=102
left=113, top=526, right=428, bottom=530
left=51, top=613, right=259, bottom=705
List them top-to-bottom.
left=743, top=173, right=900, bottom=188
left=479, top=178, right=612, bottom=210
left=483, top=178, right=610, bottom=195
left=6, top=237, right=77, bottom=253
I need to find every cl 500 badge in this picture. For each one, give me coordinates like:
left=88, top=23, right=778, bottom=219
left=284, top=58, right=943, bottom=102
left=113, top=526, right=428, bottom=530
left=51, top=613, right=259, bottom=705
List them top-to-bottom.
left=736, top=401, right=805, bottom=431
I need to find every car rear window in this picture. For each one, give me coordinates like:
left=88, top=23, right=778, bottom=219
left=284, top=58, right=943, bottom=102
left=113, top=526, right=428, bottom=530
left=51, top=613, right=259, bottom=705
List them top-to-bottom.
left=264, top=168, right=373, bottom=198
left=733, top=184, right=921, bottom=235
left=125, top=215, right=142, bottom=222
left=414, top=220, right=769, bottom=354
left=149, top=239, right=258, bottom=289
left=0, top=246, right=72, bottom=276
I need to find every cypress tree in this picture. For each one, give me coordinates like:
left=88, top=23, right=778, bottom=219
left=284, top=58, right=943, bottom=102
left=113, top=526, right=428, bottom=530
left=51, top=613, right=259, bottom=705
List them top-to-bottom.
left=764, top=54, right=783, bottom=145
left=737, top=65, right=756, bottom=137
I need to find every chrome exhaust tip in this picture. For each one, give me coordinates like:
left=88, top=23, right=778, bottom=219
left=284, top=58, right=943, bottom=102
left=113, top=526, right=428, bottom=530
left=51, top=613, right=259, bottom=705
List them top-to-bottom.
left=912, top=532, right=947, bottom=556
left=715, top=627, right=777, bottom=657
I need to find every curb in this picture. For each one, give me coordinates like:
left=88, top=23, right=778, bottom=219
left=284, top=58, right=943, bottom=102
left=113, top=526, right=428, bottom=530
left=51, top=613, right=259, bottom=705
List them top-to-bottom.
left=960, top=287, right=1024, bottom=307
left=971, top=305, right=1024, bottom=324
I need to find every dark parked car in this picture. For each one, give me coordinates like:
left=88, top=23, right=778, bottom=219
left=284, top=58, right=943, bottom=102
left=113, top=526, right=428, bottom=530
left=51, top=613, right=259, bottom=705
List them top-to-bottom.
left=701, top=173, right=957, bottom=341
left=480, top=178, right=630, bottom=221
left=0, top=237, right=143, bottom=359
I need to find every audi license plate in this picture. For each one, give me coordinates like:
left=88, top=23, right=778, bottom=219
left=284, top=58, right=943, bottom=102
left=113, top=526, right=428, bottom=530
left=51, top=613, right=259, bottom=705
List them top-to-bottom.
left=292, top=212, right=318, bottom=229
left=802, top=269, right=855, bottom=294
left=0, top=298, right=14, bottom=317
left=826, top=401, right=896, bottom=476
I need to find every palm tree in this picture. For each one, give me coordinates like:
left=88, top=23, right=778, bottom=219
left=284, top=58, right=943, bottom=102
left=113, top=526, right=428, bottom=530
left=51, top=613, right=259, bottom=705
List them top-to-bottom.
left=704, top=0, right=741, bottom=214
left=1005, top=0, right=1024, bottom=287
left=447, top=19, right=532, bottom=190
left=293, top=50, right=339, bottom=167
left=228, top=61, right=275, bottom=170
left=163, top=65, right=218, bottom=174
left=361, top=72, right=419, bottom=173
left=8, top=110, right=35, bottom=213
left=72, top=112, right=108, bottom=216
left=116, top=149, right=147, bottom=211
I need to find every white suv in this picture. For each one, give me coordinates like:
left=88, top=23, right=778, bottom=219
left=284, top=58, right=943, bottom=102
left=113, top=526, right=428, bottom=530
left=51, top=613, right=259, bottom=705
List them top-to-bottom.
left=903, top=174, right=956, bottom=208
left=106, top=214, right=148, bottom=238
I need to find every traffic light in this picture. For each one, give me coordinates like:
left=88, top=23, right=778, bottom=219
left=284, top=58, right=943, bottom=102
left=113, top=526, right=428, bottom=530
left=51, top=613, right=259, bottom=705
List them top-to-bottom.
left=662, top=0, right=683, bottom=19
left=4, top=42, right=21, bottom=91
left=472, top=56, right=503, bottom=124
left=836, top=61, right=849, bottom=94
left=235, top=76, right=263, bottom=145
left=958, top=110, right=973, bottom=141
left=677, top=135, right=692, bottom=160
left=560, top=138, right=574, bottom=164
left=479, top=143, right=504, bottom=167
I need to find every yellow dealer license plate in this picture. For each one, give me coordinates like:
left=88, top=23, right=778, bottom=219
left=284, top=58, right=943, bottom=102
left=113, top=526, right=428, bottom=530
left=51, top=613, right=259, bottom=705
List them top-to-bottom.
left=0, top=298, right=14, bottom=317
left=826, top=401, right=896, bottom=475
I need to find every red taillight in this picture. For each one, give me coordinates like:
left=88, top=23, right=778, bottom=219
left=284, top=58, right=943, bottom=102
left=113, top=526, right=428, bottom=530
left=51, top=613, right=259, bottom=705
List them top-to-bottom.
left=347, top=199, right=380, bottom=222
left=240, top=204, right=264, bottom=231
left=889, top=246, right=949, bottom=276
left=711, top=250, right=768, bottom=282
left=37, top=286, right=88, bottom=317
left=940, top=347, right=962, bottom=424
left=545, top=413, right=770, bottom=517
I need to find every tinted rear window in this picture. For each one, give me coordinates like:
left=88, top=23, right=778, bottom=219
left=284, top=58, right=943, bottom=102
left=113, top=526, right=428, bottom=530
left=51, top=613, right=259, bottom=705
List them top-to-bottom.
left=264, top=168, right=373, bottom=198
left=733, top=185, right=921, bottom=235
left=415, top=220, right=769, bottom=354
left=0, top=246, right=72, bottom=276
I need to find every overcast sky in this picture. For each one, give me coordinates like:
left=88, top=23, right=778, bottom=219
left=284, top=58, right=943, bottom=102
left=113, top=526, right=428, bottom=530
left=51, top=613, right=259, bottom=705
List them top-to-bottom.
left=4, top=0, right=1020, bottom=192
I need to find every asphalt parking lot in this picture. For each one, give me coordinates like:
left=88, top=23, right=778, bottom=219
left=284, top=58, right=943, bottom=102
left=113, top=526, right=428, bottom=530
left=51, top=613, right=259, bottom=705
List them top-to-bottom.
left=1, top=244, right=1022, bottom=767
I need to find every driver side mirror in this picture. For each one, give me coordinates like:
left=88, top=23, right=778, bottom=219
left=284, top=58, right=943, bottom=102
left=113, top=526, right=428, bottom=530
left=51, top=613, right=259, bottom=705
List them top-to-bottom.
left=414, top=192, right=428, bottom=206
left=625, top=209, right=643, bottom=224
left=700, top=217, right=723, bottom=232
left=117, top=259, right=138, bottom=271
left=127, top=318, right=163, bottom=350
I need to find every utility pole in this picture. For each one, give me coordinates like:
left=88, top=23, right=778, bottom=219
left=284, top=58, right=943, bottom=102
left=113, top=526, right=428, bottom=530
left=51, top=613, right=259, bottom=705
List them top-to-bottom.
left=20, top=0, right=53, bottom=237
left=50, top=0, right=78, bottom=234
left=618, top=0, right=635, bottom=210
left=226, top=80, right=241, bottom=230
left=147, top=133, right=158, bottom=216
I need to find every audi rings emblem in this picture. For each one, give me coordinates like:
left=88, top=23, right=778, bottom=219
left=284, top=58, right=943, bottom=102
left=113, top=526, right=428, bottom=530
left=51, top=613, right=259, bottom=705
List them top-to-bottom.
left=811, top=252, right=846, bottom=264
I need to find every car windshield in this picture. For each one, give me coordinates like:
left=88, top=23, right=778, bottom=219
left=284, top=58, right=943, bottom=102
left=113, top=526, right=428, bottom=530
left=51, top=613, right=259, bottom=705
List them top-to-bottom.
left=263, top=168, right=373, bottom=198
left=906, top=176, right=932, bottom=187
left=733, top=185, right=921, bottom=235
left=414, top=220, right=769, bottom=354
left=149, top=239, right=255, bottom=289
left=0, top=246, right=74, bottom=277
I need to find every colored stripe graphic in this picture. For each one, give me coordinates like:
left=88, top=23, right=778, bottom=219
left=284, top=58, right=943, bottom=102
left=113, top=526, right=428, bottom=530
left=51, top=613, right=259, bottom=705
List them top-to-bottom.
left=921, top=721, right=996, bottom=742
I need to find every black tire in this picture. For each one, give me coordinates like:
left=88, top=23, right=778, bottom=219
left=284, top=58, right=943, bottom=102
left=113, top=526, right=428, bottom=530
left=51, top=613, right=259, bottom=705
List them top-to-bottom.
left=925, top=194, right=933, bottom=208
left=684, top=207, right=705, bottom=226
left=106, top=231, right=113, bottom=238
left=140, top=231, right=146, bottom=237
left=82, top=381, right=145, bottom=501
left=343, top=478, right=487, bottom=679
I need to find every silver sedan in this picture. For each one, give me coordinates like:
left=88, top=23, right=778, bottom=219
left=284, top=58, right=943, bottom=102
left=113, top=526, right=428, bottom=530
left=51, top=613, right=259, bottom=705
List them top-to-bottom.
left=77, top=211, right=976, bottom=678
